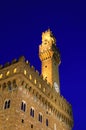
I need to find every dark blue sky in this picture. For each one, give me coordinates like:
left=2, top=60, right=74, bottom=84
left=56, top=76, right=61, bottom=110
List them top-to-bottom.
left=0, top=0, right=86, bottom=129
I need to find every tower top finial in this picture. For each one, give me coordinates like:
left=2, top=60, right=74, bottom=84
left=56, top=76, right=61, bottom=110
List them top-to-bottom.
left=42, top=29, right=56, bottom=45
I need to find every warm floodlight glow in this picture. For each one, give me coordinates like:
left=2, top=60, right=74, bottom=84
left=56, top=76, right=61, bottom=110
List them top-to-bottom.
left=42, top=29, right=56, bottom=45
left=13, top=68, right=17, bottom=73
left=24, top=70, right=27, bottom=75
left=6, top=71, right=10, bottom=76
left=0, top=74, right=3, bottom=79
left=29, top=74, right=32, bottom=80
left=34, top=79, right=37, bottom=84
left=39, top=84, right=41, bottom=88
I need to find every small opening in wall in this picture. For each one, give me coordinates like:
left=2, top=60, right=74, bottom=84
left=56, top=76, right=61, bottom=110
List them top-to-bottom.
left=44, top=42, right=47, bottom=45
left=45, top=65, right=47, bottom=68
left=13, top=68, right=17, bottom=73
left=24, top=70, right=27, bottom=75
left=6, top=71, right=10, bottom=76
left=0, top=74, right=3, bottom=79
left=29, top=75, right=32, bottom=80
left=45, top=77, right=47, bottom=79
left=34, top=79, right=37, bottom=84
left=29, top=87, right=32, bottom=91
left=55, top=99, right=57, bottom=102
left=46, top=111, right=48, bottom=114
left=21, top=119, right=24, bottom=123
left=46, top=119, right=48, bottom=126
left=31, top=124, right=33, bottom=128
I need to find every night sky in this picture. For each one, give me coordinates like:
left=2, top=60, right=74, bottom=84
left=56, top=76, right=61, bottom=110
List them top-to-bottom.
left=0, top=1, right=86, bottom=130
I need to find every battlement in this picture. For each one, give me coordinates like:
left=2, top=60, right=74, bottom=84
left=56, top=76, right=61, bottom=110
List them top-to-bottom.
left=0, top=29, right=73, bottom=130
left=0, top=56, right=73, bottom=119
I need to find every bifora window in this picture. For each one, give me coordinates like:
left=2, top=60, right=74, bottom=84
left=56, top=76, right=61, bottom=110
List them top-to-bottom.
left=4, top=100, right=11, bottom=109
left=21, top=101, right=26, bottom=112
left=30, top=107, right=34, bottom=117
left=38, top=113, right=42, bottom=123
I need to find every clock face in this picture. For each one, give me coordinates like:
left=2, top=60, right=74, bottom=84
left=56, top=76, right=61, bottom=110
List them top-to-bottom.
left=54, top=82, right=59, bottom=93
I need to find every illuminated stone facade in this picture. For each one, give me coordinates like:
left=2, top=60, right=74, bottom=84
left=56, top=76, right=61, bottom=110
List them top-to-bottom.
left=0, top=30, right=73, bottom=130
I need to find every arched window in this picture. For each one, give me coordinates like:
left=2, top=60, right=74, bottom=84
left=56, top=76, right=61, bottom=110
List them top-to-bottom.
left=4, top=100, right=11, bottom=109
left=21, top=101, right=26, bottom=112
left=30, top=107, right=34, bottom=117
left=38, top=113, right=42, bottom=123
left=46, top=119, right=48, bottom=126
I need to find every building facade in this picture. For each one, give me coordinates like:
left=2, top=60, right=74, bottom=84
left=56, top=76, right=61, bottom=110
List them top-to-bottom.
left=0, top=29, right=73, bottom=130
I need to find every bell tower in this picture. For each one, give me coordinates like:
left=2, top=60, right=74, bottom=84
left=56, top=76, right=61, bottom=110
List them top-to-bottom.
left=39, top=29, right=61, bottom=93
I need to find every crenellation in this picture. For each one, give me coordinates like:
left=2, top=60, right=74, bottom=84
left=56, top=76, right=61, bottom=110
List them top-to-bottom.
left=0, top=29, right=73, bottom=130
left=18, top=56, right=25, bottom=62
left=11, top=58, right=17, bottom=64
left=25, top=60, right=30, bottom=65
left=19, top=61, right=72, bottom=117
left=4, top=62, right=10, bottom=67
left=31, top=65, right=35, bottom=71
left=35, top=70, right=39, bottom=75
left=40, top=74, right=43, bottom=79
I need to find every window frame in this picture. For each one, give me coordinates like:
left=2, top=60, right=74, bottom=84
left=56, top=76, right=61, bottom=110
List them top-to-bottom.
left=4, top=99, right=11, bottom=109
left=21, top=101, right=26, bottom=112
left=30, top=107, right=34, bottom=117
left=38, top=113, right=42, bottom=123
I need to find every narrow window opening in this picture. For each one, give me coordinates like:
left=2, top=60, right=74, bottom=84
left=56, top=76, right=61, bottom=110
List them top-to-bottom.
left=45, top=65, right=47, bottom=68
left=45, top=76, right=47, bottom=79
left=29, top=87, right=32, bottom=91
left=8, top=100, right=10, bottom=108
left=4, top=101, right=7, bottom=109
left=21, top=102, right=23, bottom=110
left=24, top=104, right=26, bottom=112
left=30, top=108, right=32, bottom=116
left=33, top=109, right=34, bottom=117
left=38, top=114, right=40, bottom=121
left=21, top=119, right=24, bottom=123
left=46, top=119, right=48, bottom=126
left=31, top=124, right=33, bottom=128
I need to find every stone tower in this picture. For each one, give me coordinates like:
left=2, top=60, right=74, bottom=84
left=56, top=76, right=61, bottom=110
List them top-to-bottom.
left=39, top=29, right=60, bottom=93
left=0, top=30, right=73, bottom=130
